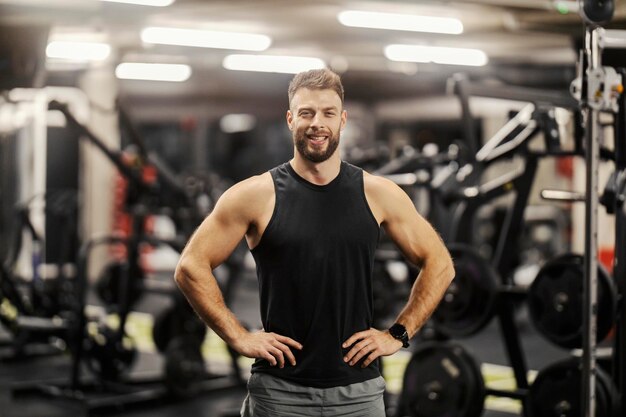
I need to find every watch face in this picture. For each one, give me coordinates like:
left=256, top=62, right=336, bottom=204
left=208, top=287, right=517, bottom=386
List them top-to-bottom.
left=390, top=324, right=407, bottom=338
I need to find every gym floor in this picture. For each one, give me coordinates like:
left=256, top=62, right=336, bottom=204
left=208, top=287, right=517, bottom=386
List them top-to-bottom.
left=0, top=269, right=569, bottom=417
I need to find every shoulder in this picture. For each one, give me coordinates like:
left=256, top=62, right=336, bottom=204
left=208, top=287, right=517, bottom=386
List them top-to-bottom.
left=224, top=171, right=273, bottom=200
left=363, top=171, right=414, bottom=224
left=363, top=171, right=408, bottom=201
left=214, top=172, right=274, bottom=220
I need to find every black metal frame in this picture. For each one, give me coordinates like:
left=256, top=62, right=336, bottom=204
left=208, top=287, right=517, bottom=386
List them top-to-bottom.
left=444, top=80, right=609, bottom=411
left=7, top=100, right=245, bottom=414
left=446, top=128, right=539, bottom=397
left=0, top=198, right=76, bottom=361
left=9, top=233, right=242, bottom=414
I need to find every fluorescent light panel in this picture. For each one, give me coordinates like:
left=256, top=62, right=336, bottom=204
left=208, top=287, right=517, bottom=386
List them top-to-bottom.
left=100, top=0, right=175, bottom=6
left=338, top=10, right=463, bottom=35
left=141, top=27, right=271, bottom=51
left=46, top=41, right=111, bottom=62
left=385, top=44, right=488, bottom=67
left=223, top=55, right=325, bottom=74
left=115, top=63, right=191, bottom=82
left=220, top=114, right=257, bottom=133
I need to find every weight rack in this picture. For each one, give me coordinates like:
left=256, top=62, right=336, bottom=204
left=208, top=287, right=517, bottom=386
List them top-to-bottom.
left=431, top=21, right=626, bottom=416
left=577, top=22, right=626, bottom=417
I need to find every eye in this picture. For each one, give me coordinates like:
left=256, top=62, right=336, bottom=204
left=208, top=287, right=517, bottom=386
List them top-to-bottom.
left=325, top=112, right=336, bottom=117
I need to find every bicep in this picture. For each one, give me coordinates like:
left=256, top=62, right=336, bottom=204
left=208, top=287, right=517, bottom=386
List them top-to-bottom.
left=381, top=187, right=447, bottom=268
left=181, top=191, right=250, bottom=271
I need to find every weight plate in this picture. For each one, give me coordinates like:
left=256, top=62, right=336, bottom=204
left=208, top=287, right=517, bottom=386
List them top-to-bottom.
left=432, top=244, right=498, bottom=337
left=528, top=253, right=616, bottom=349
left=95, top=261, right=143, bottom=308
left=152, top=304, right=207, bottom=353
left=164, top=335, right=206, bottom=398
left=397, top=342, right=485, bottom=417
left=525, top=358, right=618, bottom=417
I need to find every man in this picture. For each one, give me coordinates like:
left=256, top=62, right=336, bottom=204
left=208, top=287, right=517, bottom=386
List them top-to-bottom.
left=174, top=68, right=455, bottom=417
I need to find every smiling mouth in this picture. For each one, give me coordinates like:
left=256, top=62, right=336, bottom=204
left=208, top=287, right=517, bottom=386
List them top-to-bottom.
left=307, top=134, right=328, bottom=144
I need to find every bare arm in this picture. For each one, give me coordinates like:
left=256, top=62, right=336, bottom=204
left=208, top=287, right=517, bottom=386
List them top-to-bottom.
left=175, top=174, right=302, bottom=367
left=343, top=174, right=454, bottom=367
left=381, top=180, right=455, bottom=338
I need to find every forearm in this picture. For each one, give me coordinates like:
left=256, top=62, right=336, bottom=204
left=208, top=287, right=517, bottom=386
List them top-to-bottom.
left=395, top=257, right=454, bottom=338
left=174, top=262, right=248, bottom=346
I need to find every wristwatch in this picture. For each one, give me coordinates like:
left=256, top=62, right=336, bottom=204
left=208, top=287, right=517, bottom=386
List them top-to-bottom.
left=388, top=323, right=410, bottom=348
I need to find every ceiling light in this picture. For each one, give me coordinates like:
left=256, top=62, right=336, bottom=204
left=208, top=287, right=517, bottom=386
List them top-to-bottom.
left=100, top=0, right=175, bottom=6
left=338, top=10, right=463, bottom=35
left=141, top=27, right=271, bottom=51
left=46, top=41, right=111, bottom=62
left=384, top=44, right=488, bottom=67
left=223, top=55, right=325, bottom=74
left=115, top=63, right=192, bottom=82
left=220, top=114, right=257, bottom=133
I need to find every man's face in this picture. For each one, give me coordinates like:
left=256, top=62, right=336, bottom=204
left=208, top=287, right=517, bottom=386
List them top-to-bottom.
left=287, top=88, right=346, bottom=163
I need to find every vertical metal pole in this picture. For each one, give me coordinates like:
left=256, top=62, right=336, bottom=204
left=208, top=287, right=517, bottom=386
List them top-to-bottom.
left=583, top=26, right=601, bottom=417
left=614, top=68, right=626, bottom=416
left=453, top=74, right=480, bottom=158
left=31, top=91, right=48, bottom=260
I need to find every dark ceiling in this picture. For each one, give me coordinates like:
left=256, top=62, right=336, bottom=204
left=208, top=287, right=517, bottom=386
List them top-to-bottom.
left=1, top=0, right=625, bottom=121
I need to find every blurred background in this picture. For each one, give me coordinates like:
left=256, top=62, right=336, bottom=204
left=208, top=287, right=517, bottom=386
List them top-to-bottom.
left=1, top=1, right=625, bottom=417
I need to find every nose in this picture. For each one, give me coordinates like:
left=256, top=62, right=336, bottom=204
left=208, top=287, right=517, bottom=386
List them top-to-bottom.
left=310, top=112, right=325, bottom=129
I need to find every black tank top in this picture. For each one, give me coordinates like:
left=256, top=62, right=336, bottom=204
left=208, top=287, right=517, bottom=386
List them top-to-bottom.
left=250, top=161, right=381, bottom=388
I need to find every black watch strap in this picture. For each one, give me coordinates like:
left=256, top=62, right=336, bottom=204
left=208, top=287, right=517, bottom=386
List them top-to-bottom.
left=388, top=323, right=410, bottom=348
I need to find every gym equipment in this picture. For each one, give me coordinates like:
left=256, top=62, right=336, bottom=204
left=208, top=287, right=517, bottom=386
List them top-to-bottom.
left=580, top=0, right=615, bottom=25
left=570, top=13, right=625, bottom=415
left=425, top=19, right=624, bottom=417
left=611, top=67, right=626, bottom=415
left=448, top=73, right=578, bottom=110
left=429, top=79, right=588, bottom=408
left=7, top=99, right=245, bottom=414
left=432, top=102, right=561, bottom=246
left=0, top=197, right=78, bottom=360
left=431, top=244, right=498, bottom=338
left=371, top=247, right=414, bottom=325
left=528, top=253, right=616, bottom=349
left=95, top=260, right=144, bottom=308
left=152, top=302, right=207, bottom=353
left=83, top=324, right=137, bottom=381
left=163, top=335, right=207, bottom=398
left=395, top=342, right=485, bottom=417
left=525, top=358, right=618, bottom=417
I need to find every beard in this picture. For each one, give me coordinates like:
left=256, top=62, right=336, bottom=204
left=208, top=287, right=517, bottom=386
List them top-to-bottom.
left=294, top=128, right=340, bottom=163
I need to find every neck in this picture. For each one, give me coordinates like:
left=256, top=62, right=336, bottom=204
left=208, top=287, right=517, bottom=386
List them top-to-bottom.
left=290, top=152, right=341, bottom=186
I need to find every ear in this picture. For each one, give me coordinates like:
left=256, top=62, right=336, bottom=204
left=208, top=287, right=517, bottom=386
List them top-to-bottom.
left=286, top=110, right=294, bottom=130
left=340, top=110, right=347, bottom=131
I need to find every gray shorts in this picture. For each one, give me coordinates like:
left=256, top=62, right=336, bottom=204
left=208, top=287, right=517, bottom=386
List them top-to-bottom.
left=240, top=373, right=386, bottom=417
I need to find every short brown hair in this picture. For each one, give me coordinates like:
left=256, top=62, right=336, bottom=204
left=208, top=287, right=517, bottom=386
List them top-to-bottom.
left=288, top=68, right=344, bottom=107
